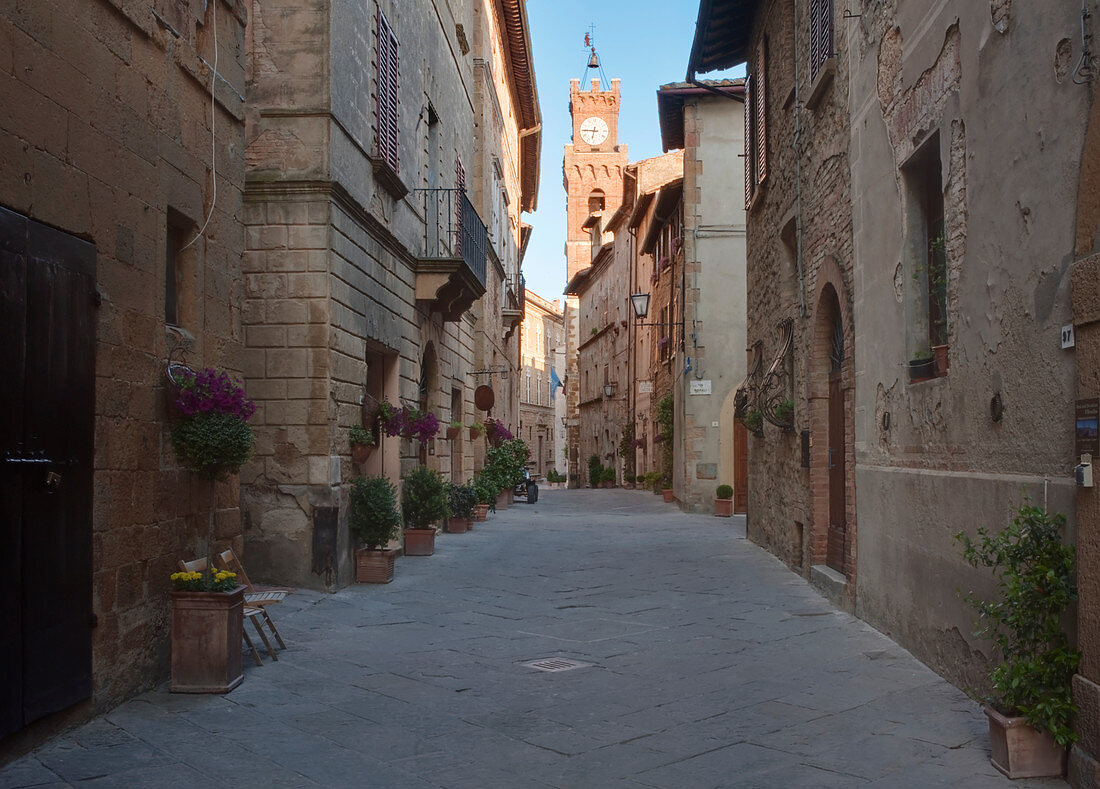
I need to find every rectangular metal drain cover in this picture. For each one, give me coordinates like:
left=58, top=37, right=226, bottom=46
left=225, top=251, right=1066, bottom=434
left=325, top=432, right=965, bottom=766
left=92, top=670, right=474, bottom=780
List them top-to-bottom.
left=522, top=658, right=590, bottom=673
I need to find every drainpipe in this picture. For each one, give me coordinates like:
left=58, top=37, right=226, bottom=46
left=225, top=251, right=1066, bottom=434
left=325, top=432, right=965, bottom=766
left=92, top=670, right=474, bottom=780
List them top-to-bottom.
left=793, top=0, right=807, bottom=318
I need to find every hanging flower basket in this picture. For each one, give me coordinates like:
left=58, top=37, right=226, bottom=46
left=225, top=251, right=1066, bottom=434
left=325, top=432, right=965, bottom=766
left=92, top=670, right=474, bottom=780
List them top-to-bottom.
left=168, top=368, right=256, bottom=480
left=378, top=400, right=441, bottom=443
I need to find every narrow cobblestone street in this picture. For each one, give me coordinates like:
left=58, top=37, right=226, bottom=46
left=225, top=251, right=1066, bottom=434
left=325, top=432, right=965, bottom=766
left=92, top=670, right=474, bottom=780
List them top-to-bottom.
left=1, top=490, right=1067, bottom=788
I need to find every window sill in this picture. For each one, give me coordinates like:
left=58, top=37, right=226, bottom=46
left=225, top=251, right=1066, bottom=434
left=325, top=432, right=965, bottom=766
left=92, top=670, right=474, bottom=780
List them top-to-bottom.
left=806, top=57, right=836, bottom=111
left=371, top=156, right=409, bottom=201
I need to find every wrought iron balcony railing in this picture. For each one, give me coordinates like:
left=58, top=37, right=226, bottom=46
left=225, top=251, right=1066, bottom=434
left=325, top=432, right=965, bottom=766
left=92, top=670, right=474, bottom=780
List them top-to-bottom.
left=415, top=187, right=488, bottom=288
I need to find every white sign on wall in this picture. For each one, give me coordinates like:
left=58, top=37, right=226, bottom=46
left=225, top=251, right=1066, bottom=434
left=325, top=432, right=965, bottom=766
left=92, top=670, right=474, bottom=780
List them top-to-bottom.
left=689, top=379, right=712, bottom=396
left=637, top=381, right=653, bottom=394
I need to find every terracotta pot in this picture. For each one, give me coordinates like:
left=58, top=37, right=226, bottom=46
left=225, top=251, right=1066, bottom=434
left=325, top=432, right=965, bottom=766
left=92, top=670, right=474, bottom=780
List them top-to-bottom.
left=932, top=344, right=949, bottom=377
left=908, top=357, right=934, bottom=383
left=445, top=426, right=461, bottom=440
left=469, top=427, right=482, bottom=440
left=351, top=442, right=373, bottom=464
left=662, top=488, right=674, bottom=503
left=496, top=490, right=510, bottom=509
left=715, top=498, right=733, bottom=517
left=474, top=504, right=489, bottom=521
left=446, top=517, right=470, bottom=534
left=403, top=528, right=436, bottom=556
left=356, top=548, right=398, bottom=583
left=170, top=587, right=245, bottom=694
left=985, top=706, right=1066, bottom=779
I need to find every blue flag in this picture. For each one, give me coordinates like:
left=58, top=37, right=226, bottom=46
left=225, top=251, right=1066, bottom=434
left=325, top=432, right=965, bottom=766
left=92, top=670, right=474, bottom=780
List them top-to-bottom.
left=550, top=368, right=562, bottom=399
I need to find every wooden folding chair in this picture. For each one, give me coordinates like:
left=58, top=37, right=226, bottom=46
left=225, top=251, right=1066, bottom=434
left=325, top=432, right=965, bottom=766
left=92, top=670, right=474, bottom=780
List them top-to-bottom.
left=216, top=548, right=289, bottom=651
left=178, top=558, right=278, bottom=662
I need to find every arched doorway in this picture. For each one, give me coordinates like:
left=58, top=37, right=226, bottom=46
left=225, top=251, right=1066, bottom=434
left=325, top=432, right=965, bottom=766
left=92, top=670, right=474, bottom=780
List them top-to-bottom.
left=825, top=294, right=846, bottom=573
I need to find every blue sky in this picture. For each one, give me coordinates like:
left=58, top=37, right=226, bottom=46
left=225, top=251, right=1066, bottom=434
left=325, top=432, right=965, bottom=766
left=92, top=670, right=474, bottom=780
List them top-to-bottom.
left=520, top=0, right=743, bottom=302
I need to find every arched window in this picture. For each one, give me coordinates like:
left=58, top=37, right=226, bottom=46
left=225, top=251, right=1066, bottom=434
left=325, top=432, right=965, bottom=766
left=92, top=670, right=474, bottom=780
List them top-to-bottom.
left=588, top=189, right=605, bottom=214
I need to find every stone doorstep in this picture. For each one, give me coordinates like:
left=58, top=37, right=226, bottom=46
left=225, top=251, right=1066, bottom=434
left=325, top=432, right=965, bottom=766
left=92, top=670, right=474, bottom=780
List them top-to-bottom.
left=810, top=564, right=846, bottom=607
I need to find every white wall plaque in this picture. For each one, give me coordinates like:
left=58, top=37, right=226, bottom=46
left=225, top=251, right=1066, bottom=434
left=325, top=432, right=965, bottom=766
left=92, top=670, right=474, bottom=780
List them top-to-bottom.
left=689, top=379, right=712, bottom=395
left=638, top=381, right=653, bottom=394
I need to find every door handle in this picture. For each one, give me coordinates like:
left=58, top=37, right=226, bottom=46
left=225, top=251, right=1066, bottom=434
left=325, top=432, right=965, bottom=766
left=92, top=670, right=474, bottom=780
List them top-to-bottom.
left=828, top=447, right=835, bottom=470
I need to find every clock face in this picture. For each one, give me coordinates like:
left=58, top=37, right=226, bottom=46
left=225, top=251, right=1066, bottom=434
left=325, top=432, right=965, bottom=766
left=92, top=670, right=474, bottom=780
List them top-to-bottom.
left=579, top=116, right=609, bottom=145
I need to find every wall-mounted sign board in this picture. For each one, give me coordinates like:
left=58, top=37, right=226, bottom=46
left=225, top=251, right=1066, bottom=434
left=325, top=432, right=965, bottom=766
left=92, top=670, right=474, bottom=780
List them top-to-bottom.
left=1077, top=398, right=1099, bottom=457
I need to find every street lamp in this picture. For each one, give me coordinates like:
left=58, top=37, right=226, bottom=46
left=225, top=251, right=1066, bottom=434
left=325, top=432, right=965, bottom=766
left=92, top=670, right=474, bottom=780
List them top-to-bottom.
left=630, top=293, right=650, bottom=320
left=603, top=383, right=616, bottom=398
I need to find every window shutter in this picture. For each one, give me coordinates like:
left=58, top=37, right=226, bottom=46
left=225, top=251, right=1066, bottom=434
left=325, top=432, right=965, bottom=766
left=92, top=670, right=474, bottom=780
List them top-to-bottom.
left=810, top=0, right=833, bottom=82
left=376, top=8, right=399, bottom=172
left=755, top=40, right=767, bottom=185
left=744, top=75, right=754, bottom=209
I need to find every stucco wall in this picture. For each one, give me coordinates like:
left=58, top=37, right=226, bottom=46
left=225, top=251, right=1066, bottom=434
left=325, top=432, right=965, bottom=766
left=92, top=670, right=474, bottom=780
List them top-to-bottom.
left=847, top=2, right=1090, bottom=689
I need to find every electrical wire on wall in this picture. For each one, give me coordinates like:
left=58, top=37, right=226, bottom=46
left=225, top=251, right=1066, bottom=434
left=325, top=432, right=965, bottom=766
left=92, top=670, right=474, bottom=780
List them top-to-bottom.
left=1073, top=0, right=1095, bottom=84
left=181, top=1, right=219, bottom=252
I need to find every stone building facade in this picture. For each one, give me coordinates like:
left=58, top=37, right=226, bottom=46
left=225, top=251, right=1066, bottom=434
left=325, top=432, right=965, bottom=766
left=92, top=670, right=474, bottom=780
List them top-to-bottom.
left=1, top=0, right=248, bottom=752
left=241, top=0, right=539, bottom=590
left=689, top=0, right=1099, bottom=762
left=656, top=80, right=747, bottom=513
left=518, top=289, right=564, bottom=477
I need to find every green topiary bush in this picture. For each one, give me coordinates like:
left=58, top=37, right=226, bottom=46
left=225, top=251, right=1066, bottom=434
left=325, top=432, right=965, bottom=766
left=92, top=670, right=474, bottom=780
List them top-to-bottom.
left=170, top=412, right=254, bottom=481
left=401, top=466, right=449, bottom=530
left=349, top=475, right=401, bottom=549
left=716, top=484, right=733, bottom=500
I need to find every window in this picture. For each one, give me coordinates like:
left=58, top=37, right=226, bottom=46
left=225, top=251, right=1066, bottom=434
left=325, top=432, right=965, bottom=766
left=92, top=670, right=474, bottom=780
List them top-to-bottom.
left=809, top=0, right=834, bottom=82
left=376, top=8, right=399, bottom=173
left=744, top=38, right=768, bottom=208
left=902, top=135, right=948, bottom=371
left=588, top=190, right=606, bottom=214
left=165, top=208, right=193, bottom=327
left=526, top=373, right=531, bottom=402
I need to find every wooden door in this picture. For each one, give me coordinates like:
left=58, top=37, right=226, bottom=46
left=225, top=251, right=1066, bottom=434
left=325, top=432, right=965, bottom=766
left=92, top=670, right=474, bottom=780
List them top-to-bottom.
left=0, top=206, right=96, bottom=738
left=826, top=374, right=846, bottom=574
left=733, top=419, right=748, bottom=514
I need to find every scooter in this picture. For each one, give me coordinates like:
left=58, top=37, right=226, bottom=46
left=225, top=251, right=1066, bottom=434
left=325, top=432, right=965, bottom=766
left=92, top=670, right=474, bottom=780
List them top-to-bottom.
left=514, top=467, right=539, bottom=503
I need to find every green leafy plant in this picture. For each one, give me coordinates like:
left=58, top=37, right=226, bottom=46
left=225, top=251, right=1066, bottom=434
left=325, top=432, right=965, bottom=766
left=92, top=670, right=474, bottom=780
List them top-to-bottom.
left=912, top=348, right=933, bottom=362
left=774, top=398, right=794, bottom=424
left=743, top=408, right=763, bottom=434
left=449, top=420, right=463, bottom=430
left=468, top=421, right=485, bottom=438
left=349, top=422, right=376, bottom=447
left=588, top=453, right=602, bottom=486
left=401, top=466, right=449, bottom=530
left=546, top=468, right=566, bottom=483
left=643, top=471, right=662, bottom=492
left=473, top=473, right=498, bottom=508
left=625, top=474, right=637, bottom=484
left=348, top=475, right=401, bottom=549
left=446, top=482, right=479, bottom=520
left=716, top=484, right=733, bottom=500
left=956, top=502, right=1080, bottom=747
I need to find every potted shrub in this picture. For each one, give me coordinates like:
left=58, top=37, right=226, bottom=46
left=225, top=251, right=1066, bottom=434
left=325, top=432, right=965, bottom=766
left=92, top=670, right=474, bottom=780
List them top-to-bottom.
left=169, top=368, right=255, bottom=481
left=774, top=398, right=794, bottom=428
left=379, top=400, right=441, bottom=442
left=742, top=408, right=764, bottom=435
left=445, top=420, right=463, bottom=440
left=469, top=421, right=485, bottom=441
left=349, top=422, right=376, bottom=464
left=588, top=454, right=602, bottom=488
left=401, top=466, right=448, bottom=556
left=661, top=471, right=674, bottom=503
left=473, top=473, right=497, bottom=520
left=349, top=475, right=402, bottom=583
left=446, top=482, right=478, bottom=533
left=714, top=484, right=734, bottom=517
left=956, top=502, right=1079, bottom=778
left=169, top=567, right=243, bottom=693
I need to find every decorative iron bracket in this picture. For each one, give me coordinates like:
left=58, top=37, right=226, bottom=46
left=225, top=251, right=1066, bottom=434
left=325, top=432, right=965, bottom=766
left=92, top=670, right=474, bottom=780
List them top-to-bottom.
left=759, top=317, right=794, bottom=430
left=734, top=340, right=764, bottom=434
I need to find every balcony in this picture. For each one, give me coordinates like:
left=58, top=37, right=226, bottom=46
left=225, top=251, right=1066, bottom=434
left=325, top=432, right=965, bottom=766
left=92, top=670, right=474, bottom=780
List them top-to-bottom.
left=414, top=188, right=488, bottom=322
left=503, top=272, right=525, bottom=339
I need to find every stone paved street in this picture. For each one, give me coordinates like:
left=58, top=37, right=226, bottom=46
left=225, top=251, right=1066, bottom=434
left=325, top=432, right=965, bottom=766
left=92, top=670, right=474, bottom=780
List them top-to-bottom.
left=0, top=490, right=1068, bottom=788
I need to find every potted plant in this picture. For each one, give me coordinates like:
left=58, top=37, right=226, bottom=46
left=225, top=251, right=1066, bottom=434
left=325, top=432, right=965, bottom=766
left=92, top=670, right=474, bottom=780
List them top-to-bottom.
left=909, top=349, right=935, bottom=382
left=169, top=367, right=255, bottom=481
left=774, top=398, right=794, bottom=428
left=379, top=400, right=441, bottom=443
left=742, top=408, right=764, bottom=435
left=484, top=418, right=514, bottom=448
left=445, top=420, right=463, bottom=440
left=469, top=421, right=485, bottom=440
left=349, top=422, right=376, bottom=464
left=401, top=466, right=448, bottom=556
left=473, top=473, right=496, bottom=520
left=349, top=475, right=402, bottom=583
left=446, top=482, right=478, bottom=533
left=714, top=484, right=734, bottom=517
left=956, top=502, right=1079, bottom=778
left=169, top=567, right=243, bottom=693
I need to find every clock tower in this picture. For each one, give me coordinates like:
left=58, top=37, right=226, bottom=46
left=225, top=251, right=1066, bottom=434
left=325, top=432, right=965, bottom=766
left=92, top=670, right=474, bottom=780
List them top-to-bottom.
left=564, top=77, right=628, bottom=281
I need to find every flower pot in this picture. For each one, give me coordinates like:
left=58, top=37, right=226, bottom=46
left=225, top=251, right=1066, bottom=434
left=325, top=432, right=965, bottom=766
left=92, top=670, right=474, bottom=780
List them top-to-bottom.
left=932, top=344, right=949, bottom=377
left=908, top=357, right=934, bottom=382
left=445, top=426, right=461, bottom=440
left=469, top=428, right=482, bottom=440
left=351, top=442, right=373, bottom=464
left=662, top=488, right=674, bottom=503
left=496, top=490, right=511, bottom=509
left=715, top=498, right=733, bottom=517
left=474, top=503, right=489, bottom=521
left=446, top=517, right=470, bottom=534
left=403, top=528, right=436, bottom=556
left=356, top=547, right=398, bottom=583
left=170, top=586, right=245, bottom=694
left=985, top=706, right=1067, bottom=779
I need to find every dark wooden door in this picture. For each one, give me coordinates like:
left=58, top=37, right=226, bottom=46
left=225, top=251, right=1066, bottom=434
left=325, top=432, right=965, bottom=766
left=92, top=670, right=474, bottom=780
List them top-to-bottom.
left=0, top=206, right=96, bottom=739
left=826, top=374, right=846, bottom=574
left=733, top=419, right=748, bottom=514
